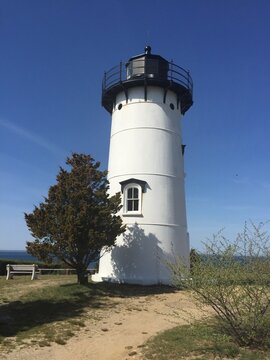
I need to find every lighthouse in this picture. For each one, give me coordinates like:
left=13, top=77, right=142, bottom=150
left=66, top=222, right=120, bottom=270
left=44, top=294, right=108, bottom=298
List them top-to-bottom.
left=92, top=46, right=193, bottom=285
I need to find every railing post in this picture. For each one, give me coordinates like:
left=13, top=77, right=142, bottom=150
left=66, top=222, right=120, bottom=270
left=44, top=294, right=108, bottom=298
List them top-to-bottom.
left=170, top=59, right=173, bottom=81
left=120, top=62, right=122, bottom=82
left=103, top=71, right=107, bottom=90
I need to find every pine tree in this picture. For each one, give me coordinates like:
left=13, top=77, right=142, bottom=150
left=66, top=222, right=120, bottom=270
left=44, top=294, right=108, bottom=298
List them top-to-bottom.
left=25, top=153, right=125, bottom=284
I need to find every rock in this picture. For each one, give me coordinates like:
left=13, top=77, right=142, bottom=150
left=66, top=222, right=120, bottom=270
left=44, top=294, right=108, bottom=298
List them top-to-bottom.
left=114, top=322, right=123, bottom=325
left=101, top=328, right=109, bottom=332
left=125, top=345, right=133, bottom=349
left=128, top=350, right=137, bottom=356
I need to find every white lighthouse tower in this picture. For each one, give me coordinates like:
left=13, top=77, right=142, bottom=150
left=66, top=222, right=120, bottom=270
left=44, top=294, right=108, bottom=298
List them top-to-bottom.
left=93, top=46, right=193, bottom=285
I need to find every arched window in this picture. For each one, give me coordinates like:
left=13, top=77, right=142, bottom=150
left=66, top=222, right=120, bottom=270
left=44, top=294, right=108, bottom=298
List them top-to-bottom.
left=119, top=178, right=147, bottom=216
left=125, top=184, right=141, bottom=213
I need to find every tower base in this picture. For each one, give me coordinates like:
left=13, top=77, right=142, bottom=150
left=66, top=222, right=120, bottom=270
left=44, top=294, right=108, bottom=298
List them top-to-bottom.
left=92, top=223, right=189, bottom=286
left=91, top=273, right=171, bottom=286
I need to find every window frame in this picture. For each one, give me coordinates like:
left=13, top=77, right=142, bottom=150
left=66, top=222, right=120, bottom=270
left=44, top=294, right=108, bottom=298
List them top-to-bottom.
left=119, top=178, right=147, bottom=217
left=123, top=183, right=142, bottom=215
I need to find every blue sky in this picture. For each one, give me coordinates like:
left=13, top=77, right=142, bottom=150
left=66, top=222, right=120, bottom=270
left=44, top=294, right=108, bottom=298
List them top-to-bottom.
left=1, top=0, right=270, bottom=250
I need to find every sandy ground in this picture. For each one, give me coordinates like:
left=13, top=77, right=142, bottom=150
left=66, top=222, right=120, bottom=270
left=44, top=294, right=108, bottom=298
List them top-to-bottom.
left=3, top=290, right=205, bottom=360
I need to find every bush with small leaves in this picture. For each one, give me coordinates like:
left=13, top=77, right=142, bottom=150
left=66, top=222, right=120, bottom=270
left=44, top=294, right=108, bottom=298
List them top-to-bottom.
left=169, top=221, right=270, bottom=348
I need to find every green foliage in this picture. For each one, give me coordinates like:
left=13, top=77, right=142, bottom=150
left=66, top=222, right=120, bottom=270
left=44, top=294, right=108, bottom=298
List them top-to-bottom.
left=25, top=153, right=126, bottom=284
left=169, top=221, right=270, bottom=348
left=189, top=248, right=201, bottom=274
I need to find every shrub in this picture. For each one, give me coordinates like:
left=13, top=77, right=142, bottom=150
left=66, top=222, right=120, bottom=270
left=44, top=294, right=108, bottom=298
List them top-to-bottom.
left=169, top=221, right=270, bottom=348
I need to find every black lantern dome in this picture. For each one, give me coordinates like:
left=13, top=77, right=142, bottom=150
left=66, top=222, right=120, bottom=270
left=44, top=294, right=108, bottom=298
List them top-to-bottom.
left=102, top=47, right=193, bottom=115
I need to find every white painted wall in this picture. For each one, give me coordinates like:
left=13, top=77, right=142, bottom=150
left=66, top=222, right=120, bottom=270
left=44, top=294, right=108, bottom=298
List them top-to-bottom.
left=92, top=86, right=189, bottom=285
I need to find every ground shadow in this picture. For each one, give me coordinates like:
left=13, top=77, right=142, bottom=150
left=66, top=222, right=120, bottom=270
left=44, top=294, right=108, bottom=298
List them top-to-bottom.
left=0, top=280, right=176, bottom=338
left=91, top=282, right=176, bottom=297
left=0, top=284, right=111, bottom=338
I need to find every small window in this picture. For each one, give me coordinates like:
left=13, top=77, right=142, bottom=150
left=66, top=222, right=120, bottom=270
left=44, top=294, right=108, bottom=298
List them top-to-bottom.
left=119, top=178, right=146, bottom=216
left=123, top=184, right=142, bottom=215
left=127, top=187, right=139, bottom=211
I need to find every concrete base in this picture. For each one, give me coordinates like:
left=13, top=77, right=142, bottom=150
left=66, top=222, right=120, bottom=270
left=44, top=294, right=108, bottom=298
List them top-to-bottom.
left=91, top=273, right=171, bottom=286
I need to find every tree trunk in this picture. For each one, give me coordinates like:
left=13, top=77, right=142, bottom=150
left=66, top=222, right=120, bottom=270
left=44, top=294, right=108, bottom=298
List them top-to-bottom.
left=77, top=269, right=89, bottom=285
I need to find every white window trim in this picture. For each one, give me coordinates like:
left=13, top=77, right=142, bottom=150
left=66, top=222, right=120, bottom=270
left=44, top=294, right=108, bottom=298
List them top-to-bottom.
left=123, top=183, right=142, bottom=216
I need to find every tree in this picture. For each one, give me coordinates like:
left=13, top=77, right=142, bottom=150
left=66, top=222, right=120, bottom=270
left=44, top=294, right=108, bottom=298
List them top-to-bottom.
left=25, top=153, right=126, bottom=285
left=169, top=222, right=270, bottom=348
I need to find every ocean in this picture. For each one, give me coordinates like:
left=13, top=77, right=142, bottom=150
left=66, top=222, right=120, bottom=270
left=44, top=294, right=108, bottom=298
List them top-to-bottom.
left=0, top=250, right=38, bottom=262
left=0, top=250, right=97, bottom=269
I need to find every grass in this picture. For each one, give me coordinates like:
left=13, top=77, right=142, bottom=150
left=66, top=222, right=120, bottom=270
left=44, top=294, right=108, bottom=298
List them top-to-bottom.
left=0, top=275, right=174, bottom=354
left=0, top=275, right=100, bottom=352
left=0, top=275, right=114, bottom=352
left=5, top=275, right=269, bottom=359
left=142, top=320, right=270, bottom=360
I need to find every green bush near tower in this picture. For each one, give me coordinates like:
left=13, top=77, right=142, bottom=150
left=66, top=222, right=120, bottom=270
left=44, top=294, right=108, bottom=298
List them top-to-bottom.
left=168, top=221, right=270, bottom=349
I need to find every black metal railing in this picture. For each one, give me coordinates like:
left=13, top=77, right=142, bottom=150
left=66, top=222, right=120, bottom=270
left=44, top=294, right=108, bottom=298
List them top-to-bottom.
left=102, top=59, right=193, bottom=97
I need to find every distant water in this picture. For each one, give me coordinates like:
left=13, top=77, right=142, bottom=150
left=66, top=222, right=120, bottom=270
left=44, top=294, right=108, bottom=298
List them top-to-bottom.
left=0, top=250, right=38, bottom=262
left=0, top=250, right=97, bottom=269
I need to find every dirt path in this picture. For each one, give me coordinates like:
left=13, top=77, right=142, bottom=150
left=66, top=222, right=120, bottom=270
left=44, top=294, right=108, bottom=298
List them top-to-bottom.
left=3, top=291, right=205, bottom=360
